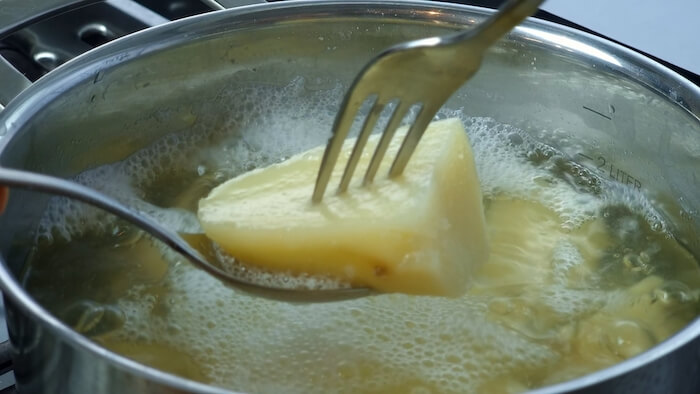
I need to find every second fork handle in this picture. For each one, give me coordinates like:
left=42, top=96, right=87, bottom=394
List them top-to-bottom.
left=461, top=0, right=545, bottom=50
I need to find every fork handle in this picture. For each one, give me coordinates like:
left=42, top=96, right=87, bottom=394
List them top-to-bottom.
left=460, top=0, right=545, bottom=50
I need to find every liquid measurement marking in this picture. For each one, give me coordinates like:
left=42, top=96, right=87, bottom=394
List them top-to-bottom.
left=582, top=105, right=612, bottom=120
left=577, top=153, right=642, bottom=191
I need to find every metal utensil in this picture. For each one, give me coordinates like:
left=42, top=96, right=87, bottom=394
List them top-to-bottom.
left=312, top=0, right=544, bottom=203
left=0, top=167, right=369, bottom=302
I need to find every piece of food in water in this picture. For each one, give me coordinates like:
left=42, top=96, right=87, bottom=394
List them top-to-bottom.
left=197, top=118, right=488, bottom=296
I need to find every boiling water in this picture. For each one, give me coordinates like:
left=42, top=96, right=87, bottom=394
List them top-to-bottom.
left=24, top=78, right=700, bottom=393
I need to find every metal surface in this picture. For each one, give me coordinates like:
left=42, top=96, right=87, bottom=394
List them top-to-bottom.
left=0, top=0, right=101, bottom=40
left=0, top=0, right=171, bottom=85
left=0, top=0, right=99, bottom=107
left=138, top=0, right=216, bottom=17
left=209, top=0, right=268, bottom=8
left=313, top=0, right=543, bottom=202
left=0, top=1, right=697, bottom=393
left=0, top=57, right=29, bottom=109
left=0, top=168, right=369, bottom=302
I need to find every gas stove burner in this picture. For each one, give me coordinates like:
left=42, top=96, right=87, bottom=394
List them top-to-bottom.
left=0, top=0, right=214, bottom=82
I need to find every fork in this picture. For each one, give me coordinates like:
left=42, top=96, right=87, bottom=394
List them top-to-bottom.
left=312, top=0, right=544, bottom=203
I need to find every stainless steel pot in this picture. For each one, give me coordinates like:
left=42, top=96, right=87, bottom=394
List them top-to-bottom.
left=0, top=1, right=698, bottom=393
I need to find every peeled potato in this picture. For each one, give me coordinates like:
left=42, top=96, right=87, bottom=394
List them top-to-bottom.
left=198, top=118, right=488, bottom=296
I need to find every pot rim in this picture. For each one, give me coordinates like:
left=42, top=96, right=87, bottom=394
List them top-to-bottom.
left=0, top=1, right=698, bottom=393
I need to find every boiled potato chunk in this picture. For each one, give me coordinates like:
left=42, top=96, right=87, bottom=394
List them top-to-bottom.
left=198, top=118, right=488, bottom=296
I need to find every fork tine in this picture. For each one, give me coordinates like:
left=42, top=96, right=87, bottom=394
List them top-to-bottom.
left=312, top=95, right=364, bottom=203
left=338, top=98, right=384, bottom=194
left=363, top=100, right=411, bottom=185
left=389, top=104, right=440, bottom=177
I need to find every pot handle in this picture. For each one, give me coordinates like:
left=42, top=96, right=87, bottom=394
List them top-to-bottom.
left=0, top=0, right=103, bottom=109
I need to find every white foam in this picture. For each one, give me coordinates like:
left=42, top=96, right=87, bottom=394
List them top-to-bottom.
left=440, top=113, right=603, bottom=229
left=551, top=240, right=586, bottom=286
left=116, top=266, right=558, bottom=393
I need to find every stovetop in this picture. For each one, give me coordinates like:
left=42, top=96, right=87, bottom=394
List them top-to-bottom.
left=0, top=0, right=697, bottom=393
